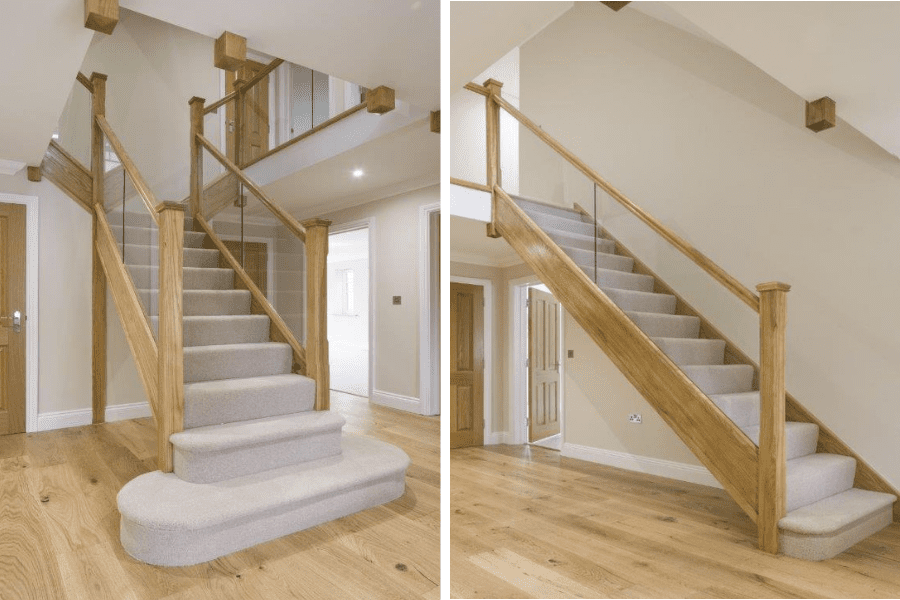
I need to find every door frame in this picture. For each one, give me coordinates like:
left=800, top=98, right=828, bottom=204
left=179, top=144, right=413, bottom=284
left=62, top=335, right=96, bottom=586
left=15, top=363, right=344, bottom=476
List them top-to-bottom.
left=0, top=193, right=39, bottom=433
left=419, top=202, right=440, bottom=415
left=329, top=218, right=374, bottom=400
left=450, top=276, right=493, bottom=443
left=509, top=276, right=565, bottom=446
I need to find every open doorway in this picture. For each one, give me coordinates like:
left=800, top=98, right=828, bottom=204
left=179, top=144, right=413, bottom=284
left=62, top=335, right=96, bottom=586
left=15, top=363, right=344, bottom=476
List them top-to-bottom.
left=328, top=227, right=370, bottom=397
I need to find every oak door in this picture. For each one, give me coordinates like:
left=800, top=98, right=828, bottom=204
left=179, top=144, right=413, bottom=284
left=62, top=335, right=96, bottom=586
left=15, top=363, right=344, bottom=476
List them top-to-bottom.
left=226, top=59, right=270, bottom=164
left=0, top=202, right=26, bottom=435
left=222, top=240, right=267, bottom=296
left=450, top=282, right=483, bottom=449
left=528, top=288, right=560, bottom=443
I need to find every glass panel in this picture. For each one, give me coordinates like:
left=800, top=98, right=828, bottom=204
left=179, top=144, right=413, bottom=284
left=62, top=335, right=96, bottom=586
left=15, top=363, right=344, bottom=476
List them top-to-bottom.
left=54, top=79, right=92, bottom=168
left=450, top=87, right=488, bottom=186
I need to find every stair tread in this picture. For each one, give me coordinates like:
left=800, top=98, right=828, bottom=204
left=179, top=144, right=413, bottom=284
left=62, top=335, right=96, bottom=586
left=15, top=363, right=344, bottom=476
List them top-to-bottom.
left=184, top=341, right=289, bottom=354
left=184, top=372, right=312, bottom=394
left=170, top=411, right=344, bottom=453
left=118, top=434, right=408, bottom=532
left=780, top=488, right=897, bottom=535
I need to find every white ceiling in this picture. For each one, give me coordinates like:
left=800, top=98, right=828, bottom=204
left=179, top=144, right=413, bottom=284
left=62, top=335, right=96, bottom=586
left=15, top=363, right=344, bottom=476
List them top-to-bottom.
left=0, top=0, right=95, bottom=169
left=120, top=0, right=439, bottom=110
left=450, top=1, right=572, bottom=93
left=637, top=2, right=900, bottom=159
left=237, top=118, right=438, bottom=219
left=450, top=215, right=521, bottom=268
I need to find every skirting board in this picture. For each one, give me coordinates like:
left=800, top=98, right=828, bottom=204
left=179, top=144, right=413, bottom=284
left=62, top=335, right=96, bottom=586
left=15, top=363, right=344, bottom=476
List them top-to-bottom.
left=371, top=389, right=422, bottom=414
left=38, top=402, right=153, bottom=432
left=485, top=431, right=512, bottom=445
left=561, top=442, right=723, bottom=489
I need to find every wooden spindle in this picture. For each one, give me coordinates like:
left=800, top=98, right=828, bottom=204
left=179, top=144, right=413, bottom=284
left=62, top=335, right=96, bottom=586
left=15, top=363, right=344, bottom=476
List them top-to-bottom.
left=91, top=72, right=108, bottom=424
left=484, top=78, right=503, bottom=238
left=189, top=97, right=205, bottom=219
left=302, top=218, right=331, bottom=411
left=757, top=281, right=790, bottom=553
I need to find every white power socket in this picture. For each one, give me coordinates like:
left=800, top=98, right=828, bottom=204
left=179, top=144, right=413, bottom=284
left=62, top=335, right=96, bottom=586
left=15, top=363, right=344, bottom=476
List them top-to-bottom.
left=628, top=413, right=642, bottom=424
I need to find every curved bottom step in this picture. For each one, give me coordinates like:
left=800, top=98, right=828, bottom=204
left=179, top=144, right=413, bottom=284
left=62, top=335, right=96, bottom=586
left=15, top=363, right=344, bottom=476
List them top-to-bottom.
left=118, top=435, right=409, bottom=566
left=779, top=488, right=896, bottom=561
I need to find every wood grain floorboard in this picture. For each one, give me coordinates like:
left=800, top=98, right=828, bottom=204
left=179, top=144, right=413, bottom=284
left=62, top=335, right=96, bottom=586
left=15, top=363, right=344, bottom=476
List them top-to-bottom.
left=0, top=392, right=438, bottom=600
left=452, top=444, right=900, bottom=598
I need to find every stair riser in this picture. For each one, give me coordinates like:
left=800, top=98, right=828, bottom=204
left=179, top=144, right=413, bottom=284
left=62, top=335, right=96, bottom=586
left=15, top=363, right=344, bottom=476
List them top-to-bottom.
left=516, top=199, right=593, bottom=223
left=112, top=211, right=192, bottom=229
left=526, top=211, right=596, bottom=237
left=113, top=226, right=206, bottom=248
left=547, top=230, right=617, bottom=254
left=124, top=246, right=218, bottom=268
left=562, top=246, right=635, bottom=272
left=129, top=266, right=233, bottom=291
left=578, top=266, right=655, bottom=292
left=602, top=288, right=676, bottom=314
left=139, top=291, right=251, bottom=317
left=629, top=313, right=700, bottom=338
left=185, top=317, right=269, bottom=346
left=654, top=338, right=726, bottom=365
left=184, top=345, right=292, bottom=383
left=682, top=366, right=754, bottom=395
left=184, top=376, right=315, bottom=429
left=711, top=393, right=759, bottom=428
left=744, top=424, right=819, bottom=461
left=174, top=429, right=343, bottom=484
left=788, top=458, right=856, bottom=513
left=119, top=474, right=405, bottom=567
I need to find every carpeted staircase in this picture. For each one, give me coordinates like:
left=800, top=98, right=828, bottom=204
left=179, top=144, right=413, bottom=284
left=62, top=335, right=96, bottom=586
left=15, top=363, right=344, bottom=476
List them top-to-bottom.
left=516, top=196, right=896, bottom=561
left=109, top=209, right=410, bottom=567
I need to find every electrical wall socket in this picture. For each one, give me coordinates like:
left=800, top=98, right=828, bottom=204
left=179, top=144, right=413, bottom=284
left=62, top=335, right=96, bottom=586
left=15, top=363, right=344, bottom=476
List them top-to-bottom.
left=628, top=413, right=642, bottom=424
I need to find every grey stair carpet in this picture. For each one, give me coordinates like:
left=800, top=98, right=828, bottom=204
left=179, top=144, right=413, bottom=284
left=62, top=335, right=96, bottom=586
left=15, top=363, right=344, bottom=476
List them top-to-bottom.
left=517, top=196, right=896, bottom=560
left=109, top=211, right=409, bottom=566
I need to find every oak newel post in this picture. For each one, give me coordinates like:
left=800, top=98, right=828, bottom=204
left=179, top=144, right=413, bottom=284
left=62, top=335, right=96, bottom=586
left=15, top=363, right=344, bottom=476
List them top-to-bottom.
left=91, top=72, right=108, bottom=424
left=484, top=78, right=503, bottom=238
left=189, top=96, right=205, bottom=218
left=157, top=202, right=185, bottom=472
left=303, top=218, right=331, bottom=411
left=757, top=281, right=790, bottom=554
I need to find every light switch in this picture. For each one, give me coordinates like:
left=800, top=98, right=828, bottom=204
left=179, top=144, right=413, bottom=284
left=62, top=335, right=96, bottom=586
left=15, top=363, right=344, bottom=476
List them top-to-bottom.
left=393, top=296, right=401, bottom=305
left=567, top=350, right=574, bottom=358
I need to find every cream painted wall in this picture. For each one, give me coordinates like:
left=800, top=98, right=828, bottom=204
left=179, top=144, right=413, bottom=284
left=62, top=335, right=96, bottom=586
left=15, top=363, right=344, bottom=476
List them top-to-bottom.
left=520, top=4, right=900, bottom=486
left=0, top=173, right=93, bottom=415
left=315, top=184, right=439, bottom=402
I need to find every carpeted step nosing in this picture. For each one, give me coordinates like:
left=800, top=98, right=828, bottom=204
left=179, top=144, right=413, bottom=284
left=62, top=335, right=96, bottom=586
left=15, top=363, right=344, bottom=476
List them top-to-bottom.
left=184, top=373, right=315, bottom=429
left=118, top=435, right=409, bottom=566
left=780, top=488, right=897, bottom=535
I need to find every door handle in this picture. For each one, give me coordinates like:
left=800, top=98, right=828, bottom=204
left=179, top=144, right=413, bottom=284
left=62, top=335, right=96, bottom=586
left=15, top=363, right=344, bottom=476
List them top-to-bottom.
left=1, top=310, right=23, bottom=333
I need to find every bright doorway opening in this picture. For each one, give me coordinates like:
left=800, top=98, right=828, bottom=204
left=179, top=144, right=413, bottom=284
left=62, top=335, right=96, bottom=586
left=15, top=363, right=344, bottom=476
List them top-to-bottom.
left=328, top=227, right=370, bottom=397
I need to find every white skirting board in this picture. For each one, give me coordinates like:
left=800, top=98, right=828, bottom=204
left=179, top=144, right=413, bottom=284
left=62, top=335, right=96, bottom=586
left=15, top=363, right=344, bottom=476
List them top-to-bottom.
left=371, top=389, right=422, bottom=414
left=37, top=402, right=153, bottom=432
left=485, top=431, right=512, bottom=445
left=561, top=442, right=723, bottom=489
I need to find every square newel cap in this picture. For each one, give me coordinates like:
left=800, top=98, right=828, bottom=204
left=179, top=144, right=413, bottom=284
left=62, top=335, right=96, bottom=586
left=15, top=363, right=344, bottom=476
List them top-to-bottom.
left=85, top=0, right=119, bottom=35
left=215, top=31, right=247, bottom=71
left=482, top=78, right=503, bottom=93
left=366, top=86, right=395, bottom=114
left=806, top=97, right=836, bottom=132
left=300, top=218, right=332, bottom=229
left=756, top=282, right=791, bottom=293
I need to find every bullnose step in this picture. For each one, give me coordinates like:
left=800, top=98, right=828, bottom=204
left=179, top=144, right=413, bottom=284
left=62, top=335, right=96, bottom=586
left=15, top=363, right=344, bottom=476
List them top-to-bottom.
left=184, top=373, right=315, bottom=429
left=171, top=411, right=346, bottom=484
left=118, top=435, right=409, bottom=566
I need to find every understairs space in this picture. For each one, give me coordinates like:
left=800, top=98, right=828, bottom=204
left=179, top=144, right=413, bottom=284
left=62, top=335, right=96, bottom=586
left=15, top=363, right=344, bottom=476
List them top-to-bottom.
left=515, top=196, right=896, bottom=561
left=109, top=210, right=410, bottom=567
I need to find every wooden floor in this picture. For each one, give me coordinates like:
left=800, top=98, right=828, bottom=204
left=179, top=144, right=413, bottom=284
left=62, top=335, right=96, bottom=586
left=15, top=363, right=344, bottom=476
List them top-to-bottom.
left=0, top=392, right=439, bottom=600
left=451, top=444, right=900, bottom=599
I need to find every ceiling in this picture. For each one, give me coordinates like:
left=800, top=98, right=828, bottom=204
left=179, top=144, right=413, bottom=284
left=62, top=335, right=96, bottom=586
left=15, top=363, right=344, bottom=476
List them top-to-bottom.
left=0, top=0, right=95, bottom=170
left=121, top=0, right=439, bottom=110
left=450, top=1, right=572, bottom=93
left=634, top=2, right=900, bottom=159
left=235, top=118, right=438, bottom=219
left=450, top=215, right=521, bottom=268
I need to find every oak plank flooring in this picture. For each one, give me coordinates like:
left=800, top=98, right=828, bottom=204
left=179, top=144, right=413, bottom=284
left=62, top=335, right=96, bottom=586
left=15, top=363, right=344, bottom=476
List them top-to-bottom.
left=0, top=392, right=438, bottom=600
left=452, top=445, right=900, bottom=598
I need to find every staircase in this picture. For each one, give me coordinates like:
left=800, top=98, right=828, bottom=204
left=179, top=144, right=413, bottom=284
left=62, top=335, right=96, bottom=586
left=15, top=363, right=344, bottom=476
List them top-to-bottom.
left=515, top=195, right=895, bottom=561
left=109, top=209, right=409, bottom=567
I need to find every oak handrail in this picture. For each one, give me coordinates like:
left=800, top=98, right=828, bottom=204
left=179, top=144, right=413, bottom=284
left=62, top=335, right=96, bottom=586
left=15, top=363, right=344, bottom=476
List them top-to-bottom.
left=76, top=72, right=94, bottom=93
left=477, top=85, right=760, bottom=312
left=203, top=91, right=237, bottom=115
left=240, top=102, right=367, bottom=169
left=95, top=115, right=160, bottom=225
left=196, top=133, right=307, bottom=242
left=450, top=177, right=491, bottom=193
left=493, top=183, right=760, bottom=518
left=93, top=204, right=160, bottom=420
left=194, top=215, right=307, bottom=373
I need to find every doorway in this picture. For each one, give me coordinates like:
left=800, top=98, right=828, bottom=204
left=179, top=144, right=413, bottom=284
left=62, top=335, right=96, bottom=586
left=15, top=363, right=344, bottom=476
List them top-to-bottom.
left=225, top=59, right=271, bottom=164
left=0, top=201, right=27, bottom=435
left=327, top=227, right=370, bottom=397
left=450, top=281, right=484, bottom=448
left=528, top=286, right=562, bottom=450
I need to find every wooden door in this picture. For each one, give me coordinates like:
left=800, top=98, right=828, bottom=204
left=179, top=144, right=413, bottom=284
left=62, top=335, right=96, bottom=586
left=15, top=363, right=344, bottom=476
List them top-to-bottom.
left=226, top=59, right=270, bottom=164
left=0, top=203, right=26, bottom=435
left=222, top=240, right=267, bottom=296
left=451, top=282, right=483, bottom=449
left=528, top=288, right=561, bottom=442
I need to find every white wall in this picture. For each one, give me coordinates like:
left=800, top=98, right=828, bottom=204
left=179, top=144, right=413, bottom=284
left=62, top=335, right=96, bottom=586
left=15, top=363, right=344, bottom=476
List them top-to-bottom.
left=520, top=4, right=900, bottom=487
left=316, top=185, right=438, bottom=410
